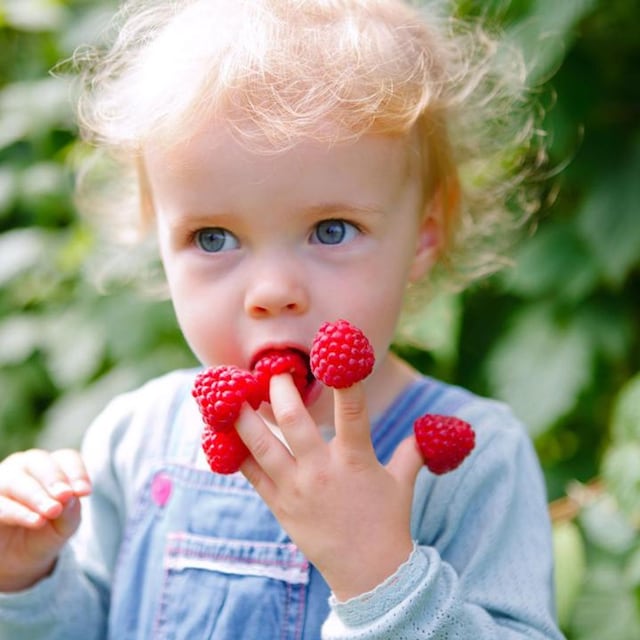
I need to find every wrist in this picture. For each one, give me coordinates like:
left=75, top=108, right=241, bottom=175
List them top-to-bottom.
left=329, top=538, right=414, bottom=603
left=0, top=558, right=57, bottom=593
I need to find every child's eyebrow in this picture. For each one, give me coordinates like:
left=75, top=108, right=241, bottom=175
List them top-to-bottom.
left=303, top=203, right=383, bottom=218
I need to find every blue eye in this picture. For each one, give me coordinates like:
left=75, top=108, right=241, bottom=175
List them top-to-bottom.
left=312, top=219, right=359, bottom=245
left=194, top=228, right=239, bottom=253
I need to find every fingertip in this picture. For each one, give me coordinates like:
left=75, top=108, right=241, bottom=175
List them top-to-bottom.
left=269, top=373, right=300, bottom=405
left=387, top=436, right=424, bottom=484
left=71, top=479, right=92, bottom=497
left=47, top=481, right=73, bottom=501
left=51, top=496, right=82, bottom=538
left=39, top=499, right=65, bottom=520
left=24, top=510, right=47, bottom=528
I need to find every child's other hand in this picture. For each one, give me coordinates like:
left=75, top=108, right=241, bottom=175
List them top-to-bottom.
left=237, top=375, right=424, bottom=601
left=0, top=448, right=91, bottom=592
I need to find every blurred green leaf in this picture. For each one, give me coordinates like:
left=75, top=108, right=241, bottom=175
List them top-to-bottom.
left=2, top=0, right=68, bottom=32
left=505, top=0, right=598, bottom=83
left=0, top=78, right=72, bottom=150
left=576, top=136, right=640, bottom=288
left=0, top=167, right=17, bottom=216
left=503, top=221, right=599, bottom=301
left=0, top=228, right=53, bottom=286
left=396, top=292, right=463, bottom=366
left=571, top=300, right=635, bottom=365
left=485, top=305, right=593, bottom=435
left=40, top=308, right=105, bottom=388
left=0, top=314, right=42, bottom=365
left=610, top=373, right=640, bottom=442
left=602, top=442, right=640, bottom=522
left=580, top=494, right=637, bottom=554
left=553, top=519, right=587, bottom=628
left=624, top=545, right=640, bottom=588
left=571, top=562, right=640, bottom=640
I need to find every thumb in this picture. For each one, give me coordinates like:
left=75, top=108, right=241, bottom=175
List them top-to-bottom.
left=386, top=435, right=424, bottom=486
left=51, top=496, right=82, bottom=540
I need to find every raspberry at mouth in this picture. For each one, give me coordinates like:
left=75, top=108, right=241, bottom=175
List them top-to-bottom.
left=250, top=347, right=314, bottom=399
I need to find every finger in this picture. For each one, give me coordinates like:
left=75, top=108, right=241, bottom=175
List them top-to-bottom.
left=269, top=375, right=323, bottom=459
left=333, top=383, right=375, bottom=456
left=235, top=404, right=294, bottom=484
left=386, top=435, right=424, bottom=486
left=15, top=449, right=75, bottom=502
left=50, top=450, right=92, bottom=496
left=239, top=455, right=277, bottom=505
left=0, top=470, right=64, bottom=520
left=0, top=495, right=47, bottom=529
left=50, top=496, right=82, bottom=539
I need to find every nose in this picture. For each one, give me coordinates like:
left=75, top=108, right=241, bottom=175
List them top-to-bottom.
left=244, top=258, right=309, bottom=318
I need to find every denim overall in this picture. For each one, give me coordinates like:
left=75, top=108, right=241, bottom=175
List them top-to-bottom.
left=104, top=375, right=462, bottom=639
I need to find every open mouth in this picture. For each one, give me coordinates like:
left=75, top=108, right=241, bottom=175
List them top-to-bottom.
left=250, top=347, right=314, bottom=399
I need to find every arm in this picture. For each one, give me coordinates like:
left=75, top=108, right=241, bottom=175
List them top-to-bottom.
left=0, top=393, right=134, bottom=640
left=322, top=402, right=565, bottom=639
left=0, top=448, right=107, bottom=640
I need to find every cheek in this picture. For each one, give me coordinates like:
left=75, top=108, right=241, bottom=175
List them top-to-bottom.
left=161, top=267, right=236, bottom=365
left=334, top=267, right=407, bottom=351
left=173, top=301, right=238, bottom=366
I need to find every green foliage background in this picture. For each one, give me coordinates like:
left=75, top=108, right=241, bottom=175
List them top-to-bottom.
left=0, top=0, right=638, bottom=636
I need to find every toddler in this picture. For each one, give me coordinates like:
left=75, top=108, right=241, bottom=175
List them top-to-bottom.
left=0, top=0, right=565, bottom=638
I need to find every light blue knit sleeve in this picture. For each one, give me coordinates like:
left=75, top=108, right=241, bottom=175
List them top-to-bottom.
left=0, top=389, right=139, bottom=640
left=322, top=399, right=566, bottom=639
left=0, top=545, right=107, bottom=640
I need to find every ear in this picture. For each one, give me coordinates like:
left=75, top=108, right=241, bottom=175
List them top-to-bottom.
left=408, top=199, right=442, bottom=283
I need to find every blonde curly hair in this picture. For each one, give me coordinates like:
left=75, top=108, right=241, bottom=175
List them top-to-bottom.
left=73, top=0, right=544, bottom=294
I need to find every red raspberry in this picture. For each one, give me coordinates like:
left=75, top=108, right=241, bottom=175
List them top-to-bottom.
left=309, top=319, right=375, bottom=389
left=252, top=349, right=311, bottom=400
left=192, top=365, right=262, bottom=432
left=413, top=414, right=475, bottom=475
left=201, top=427, right=249, bottom=474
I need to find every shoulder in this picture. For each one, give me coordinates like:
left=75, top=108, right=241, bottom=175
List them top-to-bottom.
left=410, top=374, right=530, bottom=446
left=410, top=374, right=546, bottom=499
left=393, top=375, right=530, bottom=454
left=414, top=375, right=547, bottom=505
left=411, top=377, right=551, bottom=543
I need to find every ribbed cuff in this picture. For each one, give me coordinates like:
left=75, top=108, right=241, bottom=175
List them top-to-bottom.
left=328, top=542, right=429, bottom=627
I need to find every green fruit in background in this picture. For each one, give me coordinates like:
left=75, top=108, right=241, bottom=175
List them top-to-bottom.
left=553, top=519, right=587, bottom=629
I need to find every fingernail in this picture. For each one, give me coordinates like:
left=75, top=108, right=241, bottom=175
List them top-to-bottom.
left=71, top=480, right=91, bottom=494
left=50, top=482, right=72, bottom=498
left=39, top=498, right=60, bottom=514
left=26, top=511, right=42, bottom=525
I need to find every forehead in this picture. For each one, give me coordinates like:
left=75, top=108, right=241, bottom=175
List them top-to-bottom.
left=144, top=123, right=420, bottom=213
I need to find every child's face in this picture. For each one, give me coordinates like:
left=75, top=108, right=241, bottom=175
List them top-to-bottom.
left=144, top=124, right=437, bottom=420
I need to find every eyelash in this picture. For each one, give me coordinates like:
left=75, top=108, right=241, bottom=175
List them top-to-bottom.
left=310, top=219, right=361, bottom=245
left=192, top=227, right=239, bottom=253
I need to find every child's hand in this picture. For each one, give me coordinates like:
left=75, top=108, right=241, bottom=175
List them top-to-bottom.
left=236, top=375, right=424, bottom=601
left=0, top=448, right=91, bottom=592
